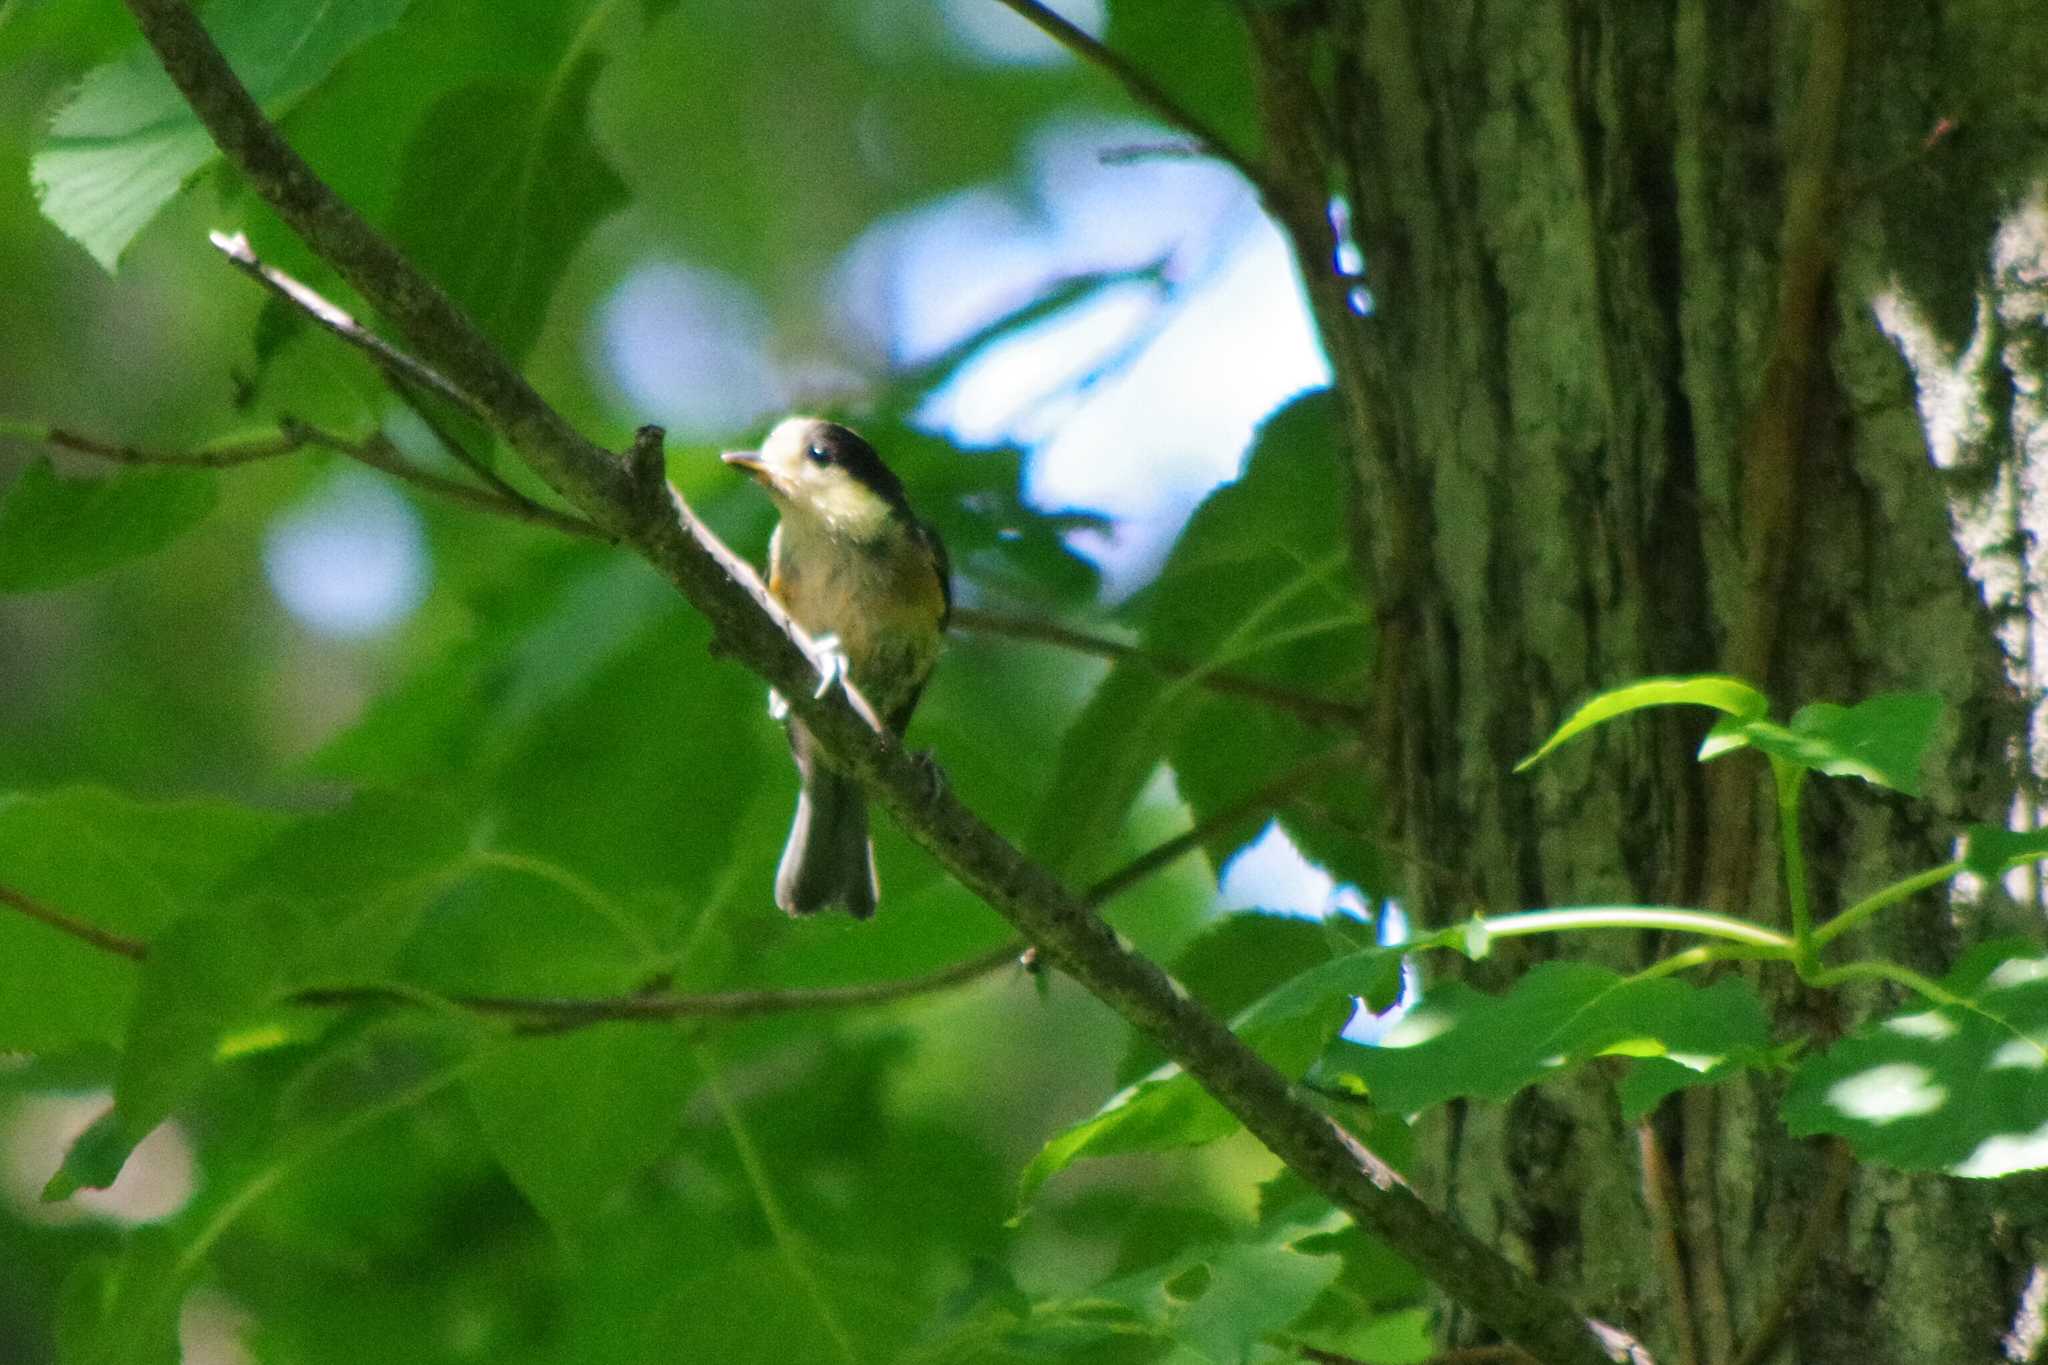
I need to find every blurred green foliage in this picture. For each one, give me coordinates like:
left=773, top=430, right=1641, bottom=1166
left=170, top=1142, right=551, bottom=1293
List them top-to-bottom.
left=0, top=1, right=1423, bottom=1361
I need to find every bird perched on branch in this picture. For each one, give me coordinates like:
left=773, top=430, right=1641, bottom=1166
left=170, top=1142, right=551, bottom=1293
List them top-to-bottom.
left=723, top=417, right=950, bottom=918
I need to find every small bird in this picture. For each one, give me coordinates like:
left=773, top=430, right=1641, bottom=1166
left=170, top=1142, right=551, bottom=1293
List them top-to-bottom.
left=723, top=417, right=950, bottom=918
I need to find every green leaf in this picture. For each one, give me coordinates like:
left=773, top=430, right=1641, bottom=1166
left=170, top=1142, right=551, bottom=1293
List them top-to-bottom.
left=32, top=0, right=416, bottom=269
left=1106, top=2, right=1260, bottom=163
left=385, top=50, right=627, bottom=363
left=1136, top=391, right=1376, bottom=884
left=0, top=458, right=217, bottom=591
left=1029, top=662, right=1188, bottom=880
left=1516, top=675, right=1768, bottom=772
left=1719, top=693, right=1943, bottom=795
left=0, top=788, right=287, bottom=1053
left=218, top=788, right=472, bottom=908
left=45, top=791, right=468, bottom=1194
left=1963, top=824, right=2048, bottom=878
left=53, top=901, right=317, bottom=1195
left=1120, top=910, right=1381, bottom=1085
left=1020, top=942, right=1397, bottom=1208
left=1784, top=942, right=2048, bottom=1176
left=1343, top=964, right=1773, bottom=1116
left=58, top=1014, right=485, bottom=1365
left=464, top=1025, right=698, bottom=1234
left=1016, top=1065, right=1240, bottom=1213
left=55, top=1230, right=182, bottom=1365
left=1174, top=1242, right=1342, bottom=1364
left=650, top=1249, right=922, bottom=1364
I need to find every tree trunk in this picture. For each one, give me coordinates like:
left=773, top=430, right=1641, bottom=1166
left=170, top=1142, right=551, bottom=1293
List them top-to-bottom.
left=1247, top=2, right=2048, bottom=1360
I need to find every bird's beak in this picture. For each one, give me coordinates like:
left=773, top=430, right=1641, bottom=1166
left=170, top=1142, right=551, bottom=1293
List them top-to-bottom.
left=722, top=449, right=771, bottom=485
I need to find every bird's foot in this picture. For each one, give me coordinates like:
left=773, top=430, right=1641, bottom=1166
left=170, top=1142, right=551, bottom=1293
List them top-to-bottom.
left=804, top=631, right=850, bottom=700
left=910, top=748, right=948, bottom=806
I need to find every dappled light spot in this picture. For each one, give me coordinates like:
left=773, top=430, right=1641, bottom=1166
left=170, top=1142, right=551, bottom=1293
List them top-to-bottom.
left=938, top=0, right=1105, bottom=66
left=834, top=116, right=1326, bottom=594
left=596, top=260, right=786, bottom=439
left=262, top=467, right=428, bottom=639
left=1990, top=956, right=2048, bottom=991
left=1379, top=1009, right=1452, bottom=1050
left=1883, top=1010, right=1959, bottom=1040
left=1991, top=1037, right=2048, bottom=1071
left=1662, top=1052, right=1720, bottom=1075
left=1825, top=1063, right=1947, bottom=1125
left=2, top=1092, right=193, bottom=1225
left=1952, top=1119, right=2048, bottom=1178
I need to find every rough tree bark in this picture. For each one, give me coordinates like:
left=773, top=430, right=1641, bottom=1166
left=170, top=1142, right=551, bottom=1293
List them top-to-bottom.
left=1245, top=2, right=2048, bottom=1362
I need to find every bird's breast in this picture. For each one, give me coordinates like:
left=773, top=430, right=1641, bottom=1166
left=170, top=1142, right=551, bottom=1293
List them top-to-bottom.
left=769, top=521, right=945, bottom=724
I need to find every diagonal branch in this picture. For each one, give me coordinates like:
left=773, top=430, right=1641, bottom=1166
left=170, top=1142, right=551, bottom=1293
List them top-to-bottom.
left=985, top=0, right=1277, bottom=203
left=113, top=3, right=1621, bottom=1359
left=212, top=229, right=478, bottom=419
left=18, top=415, right=610, bottom=542
left=952, top=606, right=1370, bottom=729
left=0, top=884, right=147, bottom=961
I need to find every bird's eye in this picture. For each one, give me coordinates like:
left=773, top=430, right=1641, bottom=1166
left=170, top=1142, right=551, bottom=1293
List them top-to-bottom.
left=806, top=442, right=832, bottom=466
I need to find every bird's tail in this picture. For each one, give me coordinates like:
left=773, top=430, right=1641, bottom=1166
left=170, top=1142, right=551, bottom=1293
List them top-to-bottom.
left=775, top=727, right=879, bottom=918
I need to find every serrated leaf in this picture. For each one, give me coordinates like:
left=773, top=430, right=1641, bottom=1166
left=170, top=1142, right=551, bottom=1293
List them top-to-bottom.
left=32, top=0, right=416, bottom=269
left=0, top=458, right=217, bottom=591
left=1517, top=675, right=1768, bottom=772
left=1742, top=692, right=1944, bottom=795
left=46, top=791, right=469, bottom=1193
left=1963, top=824, right=2048, bottom=878
left=1120, top=910, right=1379, bottom=1085
left=1020, top=941, right=1396, bottom=1208
left=1784, top=942, right=2048, bottom=1176
left=1344, top=963, right=1773, bottom=1116
left=58, top=1014, right=483, bottom=1365
left=1016, top=1065, right=1239, bottom=1213
left=1175, top=1242, right=1342, bottom=1364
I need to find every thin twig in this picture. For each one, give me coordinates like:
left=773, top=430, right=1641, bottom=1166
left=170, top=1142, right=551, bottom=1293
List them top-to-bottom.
left=986, top=0, right=1277, bottom=202
left=1098, top=141, right=1209, bottom=165
left=211, top=229, right=479, bottom=419
left=209, top=232, right=608, bottom=537
left=383, top=369, right=526, bottom=503
left=23, top=415, right=611, bottom=543
left=293, top=421, right=609, bottom=541
left=25, top=423, right=308, bottom=468
left=951, top=606, right=1369, bottom=729
left=1083, top=743, right=1366, bottom=906
left=0, top=748, right=1345, bottom=1031
left=0, top=872, right=1030, bottom=1022
left=0, top=884, right=147, bottom=961
left=295, top=938, right=1032, bottom=1023
left=1684, top=1087, right=1736, bottom=1365
left=1638, top=1118, right=1702, bottom=1365
left=1729, top=1139, right=1853, bottom=1365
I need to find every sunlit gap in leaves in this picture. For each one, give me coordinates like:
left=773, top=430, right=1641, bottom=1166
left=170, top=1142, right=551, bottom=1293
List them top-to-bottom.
left=852, top=0, right=1105, bottom=68
left=938, top=0, right=1105, bottom=66
left=836, top=115, right=1331, bottom=597
left=596, top=260, right=793, bottom=440
left=261, top=466, right=429, bottom=639
left=1219, top=821, right=1415, bottom=1043
left=1, top=1092, right=193, bottom=1226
